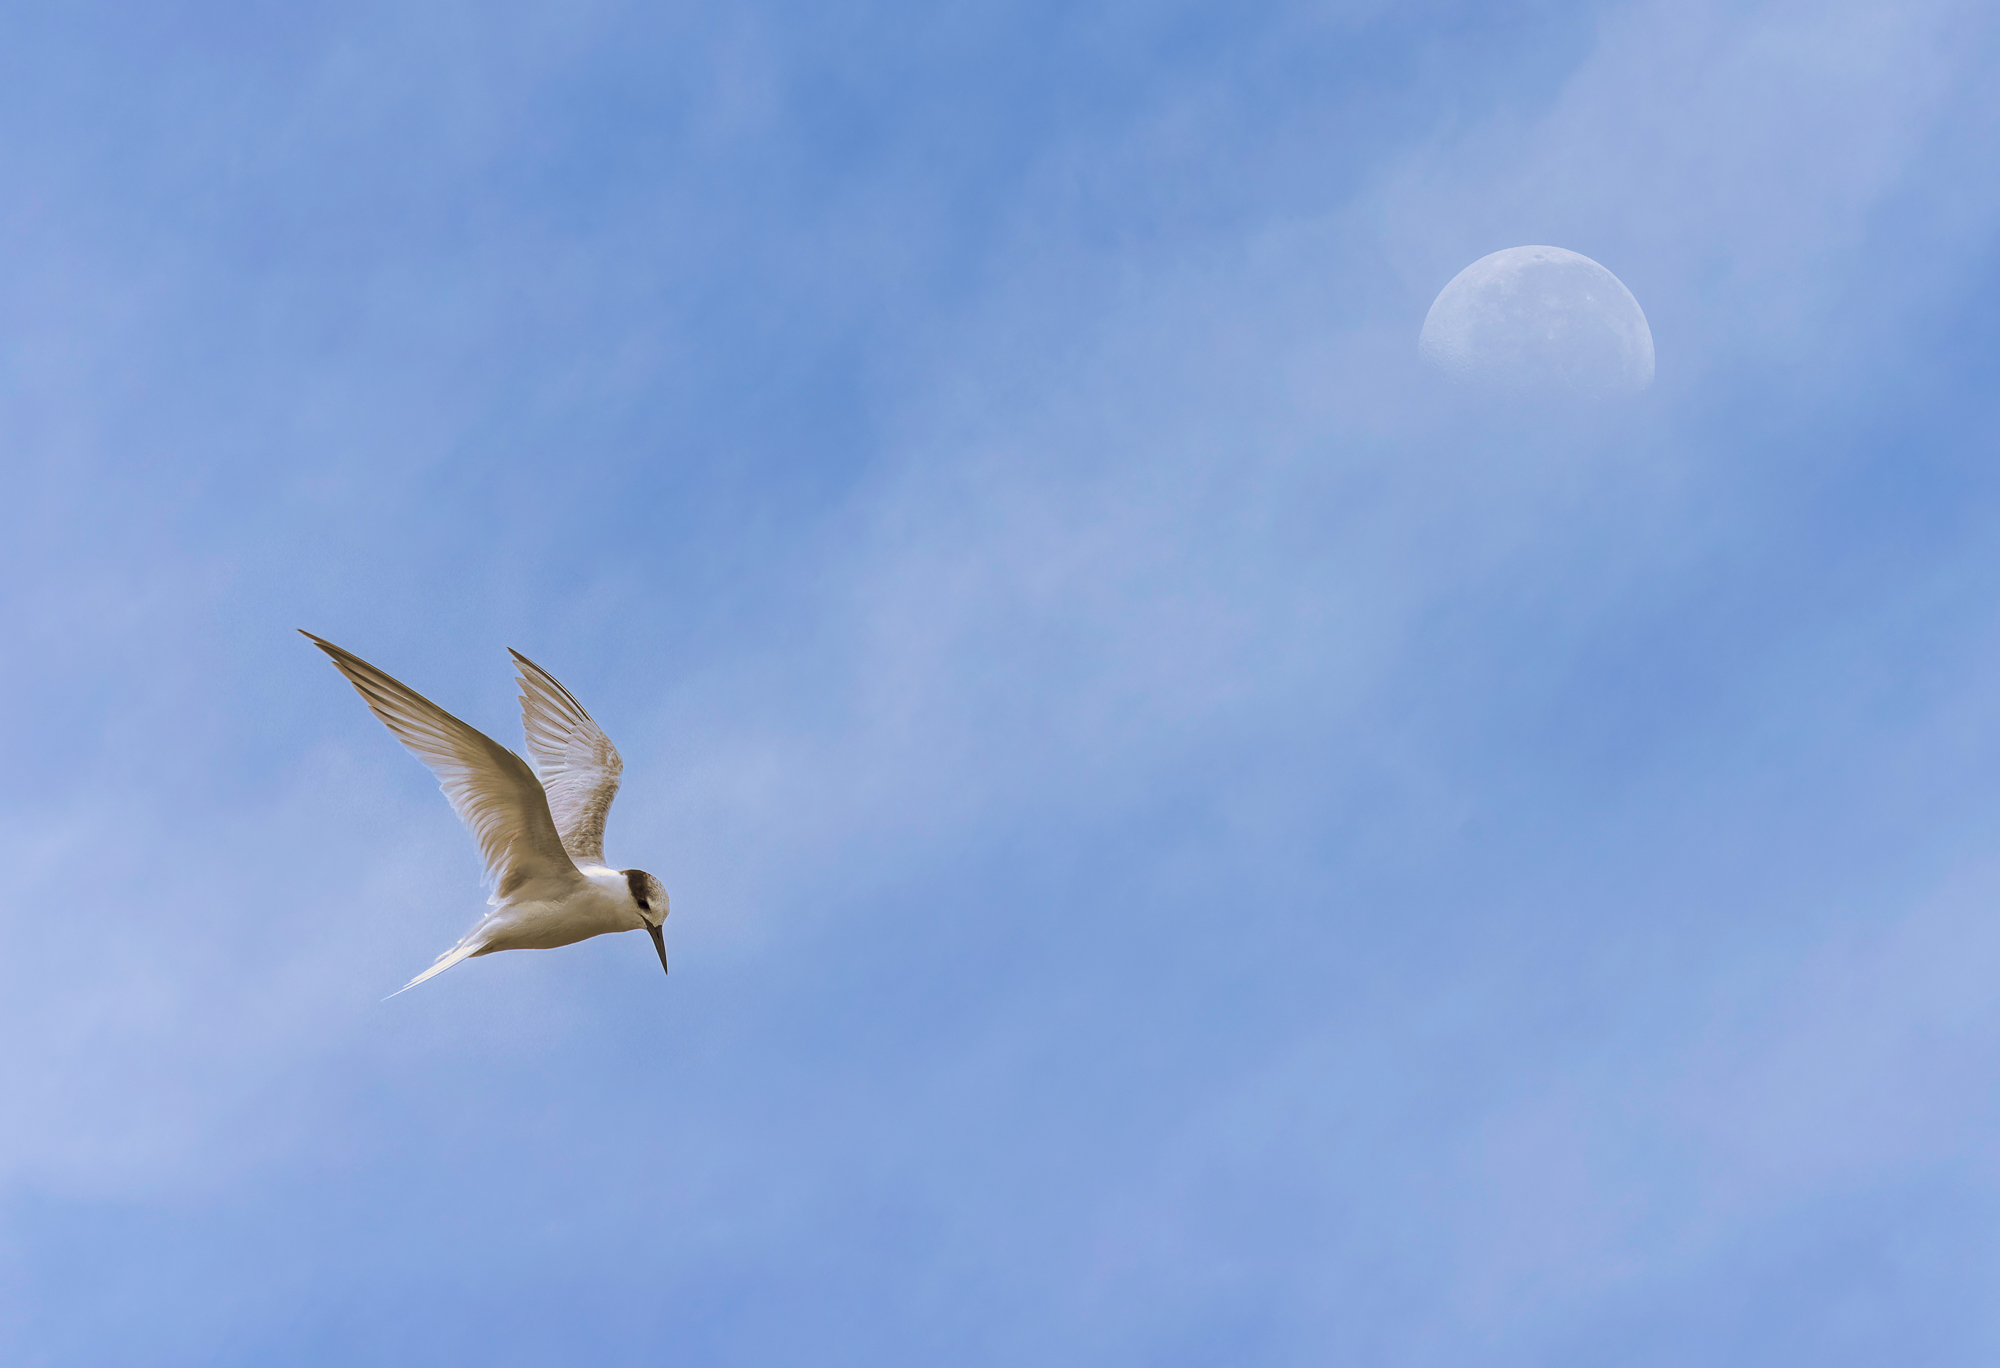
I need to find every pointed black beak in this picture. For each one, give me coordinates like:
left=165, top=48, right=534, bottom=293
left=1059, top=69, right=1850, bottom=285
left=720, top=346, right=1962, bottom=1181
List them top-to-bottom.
left=647, top=922, right=669, bottom=977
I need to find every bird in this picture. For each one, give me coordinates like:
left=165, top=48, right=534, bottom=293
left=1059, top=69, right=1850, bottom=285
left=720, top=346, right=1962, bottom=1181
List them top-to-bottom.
left=301, top=631, right=669, bottom=993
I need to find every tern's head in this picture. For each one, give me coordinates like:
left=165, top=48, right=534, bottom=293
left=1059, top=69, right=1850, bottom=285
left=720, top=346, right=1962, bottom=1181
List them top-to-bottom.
left=622, top=868, right=671, bottom=978
left=622, top=869, right=668, bottom=925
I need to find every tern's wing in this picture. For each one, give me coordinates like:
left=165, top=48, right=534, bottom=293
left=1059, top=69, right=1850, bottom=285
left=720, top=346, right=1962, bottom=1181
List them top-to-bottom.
left=302, top=632, right=583, bottom=898
left=508, top=648, right=623, bottom=866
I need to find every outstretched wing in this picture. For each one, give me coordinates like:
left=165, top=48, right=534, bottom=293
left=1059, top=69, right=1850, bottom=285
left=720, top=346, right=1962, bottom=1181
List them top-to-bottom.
left=302, top=632, right=583, bottom=900
left=509, top=648, right=624, bottom=866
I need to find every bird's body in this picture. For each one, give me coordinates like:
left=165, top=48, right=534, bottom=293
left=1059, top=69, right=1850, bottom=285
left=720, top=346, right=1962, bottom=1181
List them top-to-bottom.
left=302, top=631, right=669, bottom=991
left=486, top=865, right=650, bottom=951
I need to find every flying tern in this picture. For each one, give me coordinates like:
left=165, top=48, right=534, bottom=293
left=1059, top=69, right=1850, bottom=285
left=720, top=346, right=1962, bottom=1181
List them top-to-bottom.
left=302, top=631, right=669, bottom=992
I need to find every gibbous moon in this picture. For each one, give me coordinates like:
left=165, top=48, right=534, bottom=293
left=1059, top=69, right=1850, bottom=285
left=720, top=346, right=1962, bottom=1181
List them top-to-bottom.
left=1420, top=246, right=1654, bottom=396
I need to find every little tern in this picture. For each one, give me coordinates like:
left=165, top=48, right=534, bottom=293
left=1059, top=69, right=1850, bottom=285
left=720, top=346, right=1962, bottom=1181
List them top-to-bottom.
left=302, top=631, right=669, bottom=992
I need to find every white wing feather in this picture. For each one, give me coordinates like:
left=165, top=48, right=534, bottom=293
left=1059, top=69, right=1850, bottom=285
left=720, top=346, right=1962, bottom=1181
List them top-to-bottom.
left=303, top=632, right=584, bottom=900
left=509, top=648, right=624, bottom=866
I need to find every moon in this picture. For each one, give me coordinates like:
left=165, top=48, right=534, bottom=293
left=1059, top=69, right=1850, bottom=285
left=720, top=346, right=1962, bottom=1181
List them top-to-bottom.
left=1419, top=246, right=1654, bottom=396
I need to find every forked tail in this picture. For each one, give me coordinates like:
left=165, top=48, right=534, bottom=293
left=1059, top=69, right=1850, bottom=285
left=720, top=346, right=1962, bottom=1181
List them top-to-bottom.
left=385, top=933, right=489, bottom=999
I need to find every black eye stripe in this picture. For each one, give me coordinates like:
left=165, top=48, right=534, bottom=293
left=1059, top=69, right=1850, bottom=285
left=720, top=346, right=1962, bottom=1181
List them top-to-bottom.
left=623, top=868, right=651, bottom=911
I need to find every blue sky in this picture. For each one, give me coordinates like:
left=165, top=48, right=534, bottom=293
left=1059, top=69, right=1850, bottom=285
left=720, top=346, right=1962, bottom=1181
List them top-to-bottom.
left=4, top=0, right=1999, bottom=1362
